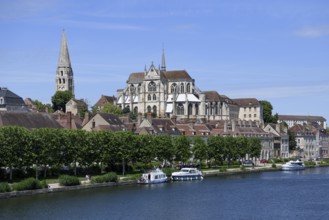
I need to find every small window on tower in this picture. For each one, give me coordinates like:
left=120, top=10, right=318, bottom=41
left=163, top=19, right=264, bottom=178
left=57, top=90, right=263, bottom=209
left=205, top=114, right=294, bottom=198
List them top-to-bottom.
left=61, top=71, right=63, bottom=76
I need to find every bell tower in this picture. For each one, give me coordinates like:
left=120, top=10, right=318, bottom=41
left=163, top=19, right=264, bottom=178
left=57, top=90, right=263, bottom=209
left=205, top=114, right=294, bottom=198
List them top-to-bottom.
left=55, top=30, right=74, bottom=97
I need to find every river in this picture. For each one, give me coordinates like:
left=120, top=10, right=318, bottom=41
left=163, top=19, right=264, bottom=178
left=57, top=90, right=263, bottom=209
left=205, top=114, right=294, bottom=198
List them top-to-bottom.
left=1, top=167, right=329, bottom=220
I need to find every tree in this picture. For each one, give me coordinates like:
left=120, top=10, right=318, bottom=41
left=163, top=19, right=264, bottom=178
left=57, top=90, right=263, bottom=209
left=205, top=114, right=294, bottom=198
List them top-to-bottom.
left=51, top=91, right=73, bottom=112
left=31, top=99, right=54, bottom=113
left=259, top=100, right=278, bottom=124
left=99, top=103, right=122, bottom=116
left=288, top=130, right=297, bottom=151
left=173, top=136, right=191, bottom=163
left=191, top=137, right=208, bottom=163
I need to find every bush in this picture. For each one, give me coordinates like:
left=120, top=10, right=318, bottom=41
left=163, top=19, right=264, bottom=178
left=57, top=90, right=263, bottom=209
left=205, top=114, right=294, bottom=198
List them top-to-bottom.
left=304, top=161, right=316, bottom=166
left=272, top=163, right=277, bottom=168
left=219, top=167, right=227, bottom=172
left=162, top=168, right=175, bottom=176
left=91, top=172, right=118, bottom=184
left=58, top=175, right=80, bottom=186
left=13, top=178, right=43, bottom=191
left=0, top=182, right=11, bottom=192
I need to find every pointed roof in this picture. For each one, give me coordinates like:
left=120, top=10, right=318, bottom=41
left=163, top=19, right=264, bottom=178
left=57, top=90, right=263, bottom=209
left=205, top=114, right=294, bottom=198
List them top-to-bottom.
left=58, top=30, right=71, bottom=68
left=161, top=48, right=166, bottom=71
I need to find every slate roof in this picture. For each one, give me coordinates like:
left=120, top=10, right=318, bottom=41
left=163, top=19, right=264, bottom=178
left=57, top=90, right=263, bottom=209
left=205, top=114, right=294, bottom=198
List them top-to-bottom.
left=126, top=70, right=193, bottom=84
left=0, top=87, right=28, bottom=111
left=94, top=95, right=116, bottom=107
left=233, top=98, right=260, bottom=107
left=0, top=112, right=62, bottom=129
left=98, top=113, right=124, bottom=125
left=279, top=115, right=326, bottom=122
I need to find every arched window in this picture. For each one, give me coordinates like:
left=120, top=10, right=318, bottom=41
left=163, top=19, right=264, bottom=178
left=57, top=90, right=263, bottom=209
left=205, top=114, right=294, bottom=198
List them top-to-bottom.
left=61, top=71, right=63, bottom=76
left=59, top=78, right=62, bottom=84
left=63, top=78, right=66, bottom=84
left=148, top=81, right=156, bottom=92
left=171, top=83, right=177, bottom=93
left=180, top=83, right=184, bottom=93
left=186, top=83, right=191, bottom=93
left=130, top=84, right=135, bottom=94
left=138, top=84, right=141, bottom=93
left=147, top=94, right=151, bottom=101
left=153, top=94, right=156, bottom=100
left=0, top=97, right=3, bottom=104
left=177, top=103, right=184, bottom=115
left=215, top=103, right=218, bottom=115
left=195, top=104, right=199, bottom=115
left=147, top=105, right=152, bottom=113
left=153, top=105, right=157, bottom=114
left=134, top=106, right=138, bottom=115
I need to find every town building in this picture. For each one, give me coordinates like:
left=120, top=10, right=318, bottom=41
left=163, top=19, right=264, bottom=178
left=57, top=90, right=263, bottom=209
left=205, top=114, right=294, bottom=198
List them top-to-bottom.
left=0, top=87, right=29, bottom=112
left=93, top=95, right=117, bottom=112
left=65, top=98, right=88, bottom=116
left=233, top=98, right=263, bottom=123
left=82, top=112, right=126, bottom=132
left=278, top=115, right=326, bottom=129
left=263, top=123, right=289, bottom=158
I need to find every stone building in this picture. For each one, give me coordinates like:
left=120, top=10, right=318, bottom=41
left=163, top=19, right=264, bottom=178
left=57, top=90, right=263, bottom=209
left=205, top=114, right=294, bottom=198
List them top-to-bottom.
left=55, top=31, right=74, bottom=96
left=116, top=50, right=239, bottom=122
left=233, top=98, right=263, bottom=123
left=278, top=115, right=326, bottom=129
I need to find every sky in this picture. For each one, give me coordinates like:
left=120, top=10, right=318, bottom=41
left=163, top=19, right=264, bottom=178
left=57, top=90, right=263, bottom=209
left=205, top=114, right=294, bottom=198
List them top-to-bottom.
left=1, top=0, right=329, bottom=122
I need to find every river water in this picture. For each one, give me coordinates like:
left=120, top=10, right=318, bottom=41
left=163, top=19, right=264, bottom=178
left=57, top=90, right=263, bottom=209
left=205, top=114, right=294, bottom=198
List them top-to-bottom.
left=1, top=167, right=329, bottom=220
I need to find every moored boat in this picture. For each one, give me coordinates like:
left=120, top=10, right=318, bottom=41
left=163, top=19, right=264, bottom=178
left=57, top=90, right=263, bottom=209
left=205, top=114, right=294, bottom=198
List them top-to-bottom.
left=281, top=160, right=305, bottom=171
left=171, top=167, right=203, bottom=181
left=137, top=168, right=168, bottom=184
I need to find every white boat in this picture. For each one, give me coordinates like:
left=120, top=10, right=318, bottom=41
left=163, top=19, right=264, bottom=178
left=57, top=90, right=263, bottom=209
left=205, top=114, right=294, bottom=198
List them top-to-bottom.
left=281, top=160, right=305, bottom=171
left=171, top=167, right=203, bottom=181
left=137, top=168, right=168, bottom=184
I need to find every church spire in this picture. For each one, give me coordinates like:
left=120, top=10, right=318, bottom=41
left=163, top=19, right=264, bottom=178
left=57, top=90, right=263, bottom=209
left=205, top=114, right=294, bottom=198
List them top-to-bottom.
left=55, top=30, right=74, bottom=97
left=58, top=30, right=72, bottom=68
left=161, top=48, right=166, bottom=71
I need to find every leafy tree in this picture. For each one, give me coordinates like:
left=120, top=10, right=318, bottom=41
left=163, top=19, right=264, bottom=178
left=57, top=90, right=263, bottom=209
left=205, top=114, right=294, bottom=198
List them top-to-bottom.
left=51, top=91, right=72, bottom=112
left=31, top=99, right=54, bottom=113
left=259, top=100, right=278, bottom=124
left=99, top=103, right=123, bottom=115
left=0, top=126, right=31, bottom=180
left=288, top=130, right=297, bottom=151
left=132, top=135, right=155, bottom=164
left=154, top=135, right=175, bottom=164
left=173, top=136, right=191, bottom=163
left=207, top=136, right=225, bottom=164
left=191, top=137, right=208, bottom=163
left=248, top=137, right=262, bottom=159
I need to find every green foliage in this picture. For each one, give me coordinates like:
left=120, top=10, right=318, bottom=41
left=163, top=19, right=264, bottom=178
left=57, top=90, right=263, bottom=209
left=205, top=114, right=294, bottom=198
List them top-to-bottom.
left=51, top=91, right=73, bottom=112
left=31, top=99, right=54, bottom=113
left=259, top=100, right=278, bottom=124
left=99, top=103, right=123, bottom=115
left=288, top=130, right=297, bottom=151
left=173, top=136, right=191, bottom=163
left=304, top=161, right=316, bottom=166
left=272, top=163, right=277, bottom=168
left=219, top=167, right=227, bottom=172
left=161, top=168, right=175, bottom=176
left=91, top=172, right=118, bottom=183
left=58, top=175, right=80, bottom=186
left=13, top=178, right=43, bottom=191
left=0, top=182, right=11, bottom=192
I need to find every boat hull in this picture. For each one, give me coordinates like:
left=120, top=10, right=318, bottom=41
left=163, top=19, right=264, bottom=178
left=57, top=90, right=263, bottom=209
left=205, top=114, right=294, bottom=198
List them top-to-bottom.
left=281, top=166, right=305, bottom=171
left=171, top=175, right=203, bottom=181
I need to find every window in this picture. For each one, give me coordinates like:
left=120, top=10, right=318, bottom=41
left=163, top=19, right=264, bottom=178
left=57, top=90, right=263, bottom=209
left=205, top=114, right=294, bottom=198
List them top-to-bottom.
left=61, top=71, right=63, bottom=76
left=59, top=78, right=62, bottom=84
left=63, top=78, right=66, bottom=84
left=148, top=81, right=156, bottom=92
left=171, top=83, right=177, bottom=93
left=180, top=83, right=184, bottom=93
left=186, top=83, right=191, bottom=93
left=130, top=84, right=135, bottom=94
left=153, top=94, right=156, bottom=100
left=147, top=95, right=151, bottom=101
left=0, top=98, right=3, bottom=104
left=177, top=103, right=184, bottom=115
left=188, top=103, right=193, bottom=115
left=195, top=104, right=199, bottom=115
left=153, top=105, right=157, bottom=114
left=134, top=106, right=138, bottom=115
left=147, top=106, right=151, bottom=113
left=244, top=114, right=246, bottom=118
left=249, top=114, right=251, bottom=118
left=254, top=114, right=257, bottom=117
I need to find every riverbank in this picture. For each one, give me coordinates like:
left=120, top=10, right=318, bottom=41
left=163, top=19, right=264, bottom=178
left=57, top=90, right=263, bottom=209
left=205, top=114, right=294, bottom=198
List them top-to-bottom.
left=0, top=163, right=324, bottom=199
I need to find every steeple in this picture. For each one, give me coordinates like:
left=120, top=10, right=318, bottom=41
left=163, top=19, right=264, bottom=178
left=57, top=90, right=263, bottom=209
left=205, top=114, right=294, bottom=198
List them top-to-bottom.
left=55, top=30, right=74, bottom=97
left=58, top=30, right=71, bottom=68
left=161, top=48, right=166, bottom=71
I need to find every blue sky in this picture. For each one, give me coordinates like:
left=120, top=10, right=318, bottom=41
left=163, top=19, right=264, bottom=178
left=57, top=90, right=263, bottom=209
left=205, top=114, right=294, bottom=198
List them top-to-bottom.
left=1, top=0, right=329, bottom=122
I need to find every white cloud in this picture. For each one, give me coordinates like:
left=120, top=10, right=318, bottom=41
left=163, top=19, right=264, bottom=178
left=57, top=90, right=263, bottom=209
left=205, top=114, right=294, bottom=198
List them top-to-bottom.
left=295, top=25, right=329, bottom=38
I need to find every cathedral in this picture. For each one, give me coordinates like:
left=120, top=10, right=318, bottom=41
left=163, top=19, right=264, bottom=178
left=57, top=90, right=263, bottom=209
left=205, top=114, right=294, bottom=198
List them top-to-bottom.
left=116, top=50, right=239, bottom=122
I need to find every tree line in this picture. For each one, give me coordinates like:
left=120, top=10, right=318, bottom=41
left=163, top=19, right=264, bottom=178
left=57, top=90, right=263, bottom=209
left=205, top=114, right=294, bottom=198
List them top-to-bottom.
left=0, top=126, right=261, bottom=180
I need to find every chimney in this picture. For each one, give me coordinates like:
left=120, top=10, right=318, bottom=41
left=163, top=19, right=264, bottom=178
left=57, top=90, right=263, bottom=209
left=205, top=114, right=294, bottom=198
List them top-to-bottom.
left=67, top=112, right=72, bottom=129
left=82, top=112, right=90, bottom=127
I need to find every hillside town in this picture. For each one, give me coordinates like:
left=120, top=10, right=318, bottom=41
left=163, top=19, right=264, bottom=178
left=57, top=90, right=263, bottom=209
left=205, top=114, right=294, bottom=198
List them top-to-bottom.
left=1, top=31, right=328, bottom=161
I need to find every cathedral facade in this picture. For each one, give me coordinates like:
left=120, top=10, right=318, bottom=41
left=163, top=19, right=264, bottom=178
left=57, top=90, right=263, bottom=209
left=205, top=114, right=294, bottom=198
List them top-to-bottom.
left=116, top=50, right=239, bottom=121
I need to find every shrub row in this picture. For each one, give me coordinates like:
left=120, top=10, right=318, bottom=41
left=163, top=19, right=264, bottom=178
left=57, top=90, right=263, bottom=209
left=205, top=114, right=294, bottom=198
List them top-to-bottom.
left=91, top=172, right=118, bottom=184
left=58, top=175, right=80, bottom=186
left=13, top=178, right=47, bottom=191
left=0, top=182, right=11, bottom=193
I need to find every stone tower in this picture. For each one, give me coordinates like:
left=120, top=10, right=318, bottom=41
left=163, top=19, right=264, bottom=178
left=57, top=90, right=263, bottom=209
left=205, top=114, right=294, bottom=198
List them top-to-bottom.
left=55, top=30, right=74, bottom=97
